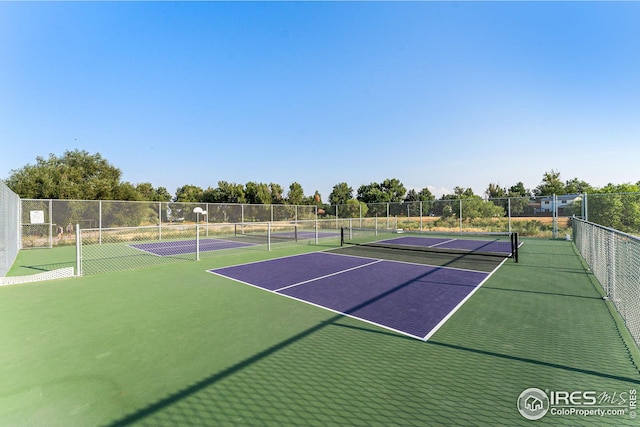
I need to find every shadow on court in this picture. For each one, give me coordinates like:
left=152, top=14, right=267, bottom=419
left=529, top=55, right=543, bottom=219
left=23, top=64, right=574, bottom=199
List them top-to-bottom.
left=106, top=250, right=494, bottom=426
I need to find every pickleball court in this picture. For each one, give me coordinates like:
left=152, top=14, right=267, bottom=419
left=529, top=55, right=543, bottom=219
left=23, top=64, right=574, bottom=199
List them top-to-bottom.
left=129, top=230, right=340, bottom=256
left=209, top=234, right=513, bottom=340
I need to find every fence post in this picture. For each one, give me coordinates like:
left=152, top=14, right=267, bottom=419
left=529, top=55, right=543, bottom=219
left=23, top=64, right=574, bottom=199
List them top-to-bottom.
left=583, top=192, right=588, bottom=221
left=553, top=194, right=558, bottom=239
left=508, top=198, right=512, bottom=234
left=99, top=200, right=103, bottom=245
left=158, top=202, right=162, bottom=241
left=267, top=222, right=271, bottom=251
left=75, top=224, right=82, bottom=277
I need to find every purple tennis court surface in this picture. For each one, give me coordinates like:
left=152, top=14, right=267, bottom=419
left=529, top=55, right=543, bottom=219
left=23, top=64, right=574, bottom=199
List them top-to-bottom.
left=377, top=236, right=513, bottom=255
left=130, top=238, right=256, bottom=256
left=209, top=251, right=495, bottom=340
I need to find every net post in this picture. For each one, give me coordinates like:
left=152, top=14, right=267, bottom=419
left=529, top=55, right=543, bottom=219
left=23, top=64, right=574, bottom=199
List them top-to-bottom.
left=294, top=223, right=298, bottom=243
left=340, top=227, right=344, bottom=246
left=511, top=232, right=519, bottom=263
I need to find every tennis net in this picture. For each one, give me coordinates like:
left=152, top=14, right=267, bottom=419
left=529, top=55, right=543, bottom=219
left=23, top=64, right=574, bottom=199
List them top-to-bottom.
left=341, top=228, right=519, bottom=261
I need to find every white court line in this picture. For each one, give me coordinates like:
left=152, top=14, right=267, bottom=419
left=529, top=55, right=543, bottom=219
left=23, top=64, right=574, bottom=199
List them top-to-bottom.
left=429, top=238, right=458, bottom=248
left=208, top=250, right=509, bottom=342
left=421, top=256, right=510, bottom=341
left=275, top=259, right=384, bottom=292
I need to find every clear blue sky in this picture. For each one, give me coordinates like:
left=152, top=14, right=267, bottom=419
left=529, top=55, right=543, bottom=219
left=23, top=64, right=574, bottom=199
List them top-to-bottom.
left=2, top=1, right=639, bottom=200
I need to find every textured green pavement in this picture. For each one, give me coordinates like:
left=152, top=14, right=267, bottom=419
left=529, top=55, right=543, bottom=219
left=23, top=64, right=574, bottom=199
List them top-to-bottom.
left=1, top=238, right=639, bottom=426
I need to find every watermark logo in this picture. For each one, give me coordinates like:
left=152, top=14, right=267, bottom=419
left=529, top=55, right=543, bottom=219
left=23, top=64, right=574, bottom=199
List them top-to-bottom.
left=517, top=388, right=549, bottom=420
left=518, top=388, right=637, bottom=421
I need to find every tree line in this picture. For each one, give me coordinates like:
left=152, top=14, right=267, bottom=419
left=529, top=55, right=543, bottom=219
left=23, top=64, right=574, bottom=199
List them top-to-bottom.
left=4, top=150, right=640, bottom=208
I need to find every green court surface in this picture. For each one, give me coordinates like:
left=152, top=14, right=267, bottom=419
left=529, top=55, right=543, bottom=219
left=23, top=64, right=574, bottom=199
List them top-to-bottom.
left=1, top=239, right=640, bottom=426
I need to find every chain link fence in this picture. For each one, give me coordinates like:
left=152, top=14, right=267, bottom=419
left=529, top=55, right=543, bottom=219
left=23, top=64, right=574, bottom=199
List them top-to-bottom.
left=0, top=181, right=20, bottom=277
left=14, top=192, right=640, bottom=274
left=20, top=193, right=640, bottom=250
left=333, top=195, right=582, bottom=238
left=20, top=200, right=321, bottom=249
left=573, top=218, right=640, bottom=349
left=78, top=219, right=342, bottom=275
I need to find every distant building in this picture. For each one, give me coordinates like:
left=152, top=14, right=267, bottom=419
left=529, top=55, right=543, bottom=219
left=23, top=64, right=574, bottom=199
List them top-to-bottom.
left=538, top=194, right=581, bottom=215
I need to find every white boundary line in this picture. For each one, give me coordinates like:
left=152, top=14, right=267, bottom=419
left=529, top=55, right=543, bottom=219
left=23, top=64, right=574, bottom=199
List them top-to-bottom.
left=127, top=237, right=257, bottom=257
left=429, top=238, right=458, bottom=248
left=207, top=250, right=509, bottom=342
left=420, top=256, right=509, bottom=341
left=275, top=259, right=383, bottom=292
left=206, top=266, right=426, bottom=341
left=271, top=291, right=427, bottom=341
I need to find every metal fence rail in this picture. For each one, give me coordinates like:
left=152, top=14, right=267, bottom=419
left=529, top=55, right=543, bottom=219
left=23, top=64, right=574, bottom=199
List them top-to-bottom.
left=0, top=181, right=20, bottom=277
left=573, top=218, right=640, bottom=348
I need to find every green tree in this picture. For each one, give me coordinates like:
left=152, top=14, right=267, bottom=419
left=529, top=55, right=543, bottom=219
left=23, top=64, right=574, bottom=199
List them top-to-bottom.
left=6, top=150, right=123, bottom=199
left=535, top=170, right=565, bottom=196
left=357, top=178, right=406, bottom=203
left=381, top=178, right=406, bottom=202
left=564, top=178, right=593, bottom=194
left=357, top=179, right=407, bottom=217
left=202, top=181, right=245, bottom=203
left=114, top=182, right=141, bottom=201
left=245, top=182, right=271, bottom=204
left=287, top=182, right=305, bottom=205
left=329, top=182, right=353, bottom=205
left=356, top=182, right=387, bottom=216
left=507, top=182, right=531, bottom=216
left=508, top=182, right=529, bottom=197
left=135, top=183, right=172, bottom=202
left=270, top=183, right=285, bottom=204
left=485, top=183, right=506, bottom=199
left=485, top=183, right=508, bottom=216
left=588, top=183, right=640, bottom=232
left=174, top=185, right=204, bottom=202
left=417, top=187, right=435, bottom=201
left=441, top=187, right=475, bottom=200
left=405, top=188, right=435, bottom=216
left=404, top=189, right=419, bottom=202
left=461, top=197, right=505, bottom=220
left=341, top=199, right=369, bottom=218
